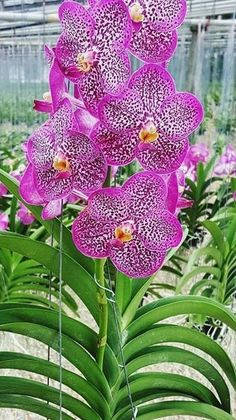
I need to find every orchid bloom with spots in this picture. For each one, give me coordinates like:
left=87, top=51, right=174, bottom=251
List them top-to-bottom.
left=55, top=0, right=132, bottom=116
left=89, top=0, right=186, bottom=64
left=91, top=64, right=203, bottom=173
left=20, top=99, right=107, bottom=218
left=214, top=144, right=236, bottom=177
left=72, top=171, right=183, bottom=278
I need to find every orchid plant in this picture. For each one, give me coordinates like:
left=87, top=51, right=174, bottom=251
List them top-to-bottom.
left=0, top=0, right=236, bottom=419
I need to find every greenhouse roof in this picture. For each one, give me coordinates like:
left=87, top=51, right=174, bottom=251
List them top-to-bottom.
left=0, top=0, right=235, bottom=46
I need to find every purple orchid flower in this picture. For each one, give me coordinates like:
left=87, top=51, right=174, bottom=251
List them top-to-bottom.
left=55, top=0, right=132, bottom=116
left=89, top=0, right=186, bottom=63
left=92, top=64, right=203, bottom=173
left=20, top=98, right=107, bottom=214
left=185, top=142, right=209, bottom=167
left=214, top=144, right=236, bottom=176
left=72, top=171, right=183, bottom=278
left=166, top=171, right=193, bottom=214
left=0, top=183, right=8, bottom=197
left=17, top=202, right=35, bottom=225
left=0, top=213, right=9, bottom=231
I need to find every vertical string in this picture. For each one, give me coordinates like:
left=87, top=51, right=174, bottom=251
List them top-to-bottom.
left=59, top=200, right=63, bottom=419
left=47, top=220, right=54, bottom=378
left=107, top=261, right=138, bottom=419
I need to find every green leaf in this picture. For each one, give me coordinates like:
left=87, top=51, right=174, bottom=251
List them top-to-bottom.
left=0, top=169, right=93, bottom=273
left=202, top=220, right=227, bottom=256
left=0, top=231, right=98, bottom=321
left=176, top=266, right=221, bottom=294
left=124, top=324, right=236, bottom=390
left=125, top=345, right=230, bottom=412
left=0, top=352, right=110, bottom=419
left=114, top=372, right=221, bottom=414
left=0, top=376, right=101, bottom=419
left=0, top=395, right=73, bottom=420
left=118, top=401, right=235, bottom=420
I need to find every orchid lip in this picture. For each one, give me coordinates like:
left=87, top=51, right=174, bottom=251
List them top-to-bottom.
left=76, top=50, right=98, bottom=73
left=139, top=121, right=160, bottom=144
left=53, top=153, right=71, bottom=173
left=114, top=220, right=135, bottom=244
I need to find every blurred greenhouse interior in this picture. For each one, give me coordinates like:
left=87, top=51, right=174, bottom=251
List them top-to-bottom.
left=0, top=0, right=235, bottom=145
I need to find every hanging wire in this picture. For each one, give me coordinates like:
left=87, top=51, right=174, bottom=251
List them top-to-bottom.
left=59, top=200, right=64, bottom=419
left=47, top=220, right=54, bottom=383
left=106, top=261, right=138, bottom=419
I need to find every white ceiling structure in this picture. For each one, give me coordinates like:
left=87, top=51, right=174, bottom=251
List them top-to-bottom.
left=0, top=0, right=235, bottom=46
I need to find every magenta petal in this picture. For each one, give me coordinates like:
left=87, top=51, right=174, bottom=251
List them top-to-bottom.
left=92, top=0, right=132, bottom=49
left=143, top=0, right=187, bottom=31
left=58, top=1, right=94, bottom=45
left=130, top=23, right=178, bottom=64
left=55, top=34, right=83, bottom=82
left=44, top=45, right=54, bottom=66
left=99, top=47, right=131, bottom=95
left=49, top=55, right=66, bottom=112
left=129, top=64, right=175, bottom=117
left=77, top=67, right=105, bottom=117
left=99, top=90, right=144, bottom=132
left=157, top=93, right=204, bottom=139
left=52, top=98, right=78, bottom=142
left=33, top=100, right=52, bottom=114
left=75, top=107, right=98, bottom=136
left=27, top=121, right=56, bottom=169
left=91, top=123, right=138, bottom=166
left=60, top=132, right=100, bottom=163
left=137, top=136, right=189, bottom=173
left=72, top=154, right=107, bottom=194
left=19, top=165, right=44, bottom=205
left=34, top=167, right=72, bottom=202
left=123, top=171, right=167, bottom=219
left=166, top=172, right=179, bottom=213
left=0, top=183, right=8, bottom=197
left=88, top=187, right=129, bottom=222
left=41, top=200, right=64, bottom=220
left=17, top=207, right=35, bottom=225
left=72, top=209, right=115, bottom=258
left=136, top=211, right=183, bottom=251
left=0, top=213, right=9, bottom=231
left=110, top=235, right=165, bottom=278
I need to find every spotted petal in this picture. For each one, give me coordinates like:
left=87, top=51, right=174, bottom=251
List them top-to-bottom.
left=92, top=0, right=132, bottom=49
left=142, top=0, right=187, bottom=31
left=58, top=1, right=94, bottom=45
left=129, top=23, right=177, bottom=64
left=99, top=47, right=131, bottom=95
left=129, top=64, right=175, bottom=117
left=77, top=67, right=105, bottom=117
left=99, top=90, right=144, bottom=132
left=157, top=93, right=204, bottom=140
left=52, top=99, right=78, bottom=142
left=27, top=121, right=56, bottom=170
left=91, top=123, right=138, bottom=166
left=60, top=132, right=100, bottom=163
left=137, top=136, right=189, bottom=174
left=72, top=154, right=107, bottom=194
left=20, top=164, right=44, bottom=205
left=34, top=167, right=72, bottom=202
left=123, top=171, right=167, bottom=219
left=87, top=187, right=129, bottom=222
left=41, top=200, right=64, bottom=221
left=72, top=209, right=115, bottom=258
left=136, top=211, right=183, bottom=251
left=110, top=235, right=165, bottom=278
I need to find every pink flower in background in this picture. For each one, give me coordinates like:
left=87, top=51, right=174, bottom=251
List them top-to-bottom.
left=55, top=0, right=132, bottom=116
left=92, top=64, right=203, bottom=173
left=185, top=142, right=209, bottom=167
left=214, top=144, right=236, bottom=176
left=72, top=171, right=182, bottom=277
left=166, top=171, right=193, bottom=214
left=0, top=183, right=8, bottom=197
left=233, top=192, right=236, bottom=201
left=17, top=202, right=35, bottom=225
left=0, top=213, right=9, bottom=231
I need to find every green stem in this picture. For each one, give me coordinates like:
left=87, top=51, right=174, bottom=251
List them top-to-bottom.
left=103, top=166, right=112, bottom=187
left=95, top=258, right=108, bottom=370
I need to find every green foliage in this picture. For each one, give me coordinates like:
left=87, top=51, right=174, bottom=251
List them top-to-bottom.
left=0, top=170, right=235, bottom=419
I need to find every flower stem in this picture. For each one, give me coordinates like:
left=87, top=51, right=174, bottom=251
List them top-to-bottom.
left=104, top=166, right=112, bottom=187
left=95, top=258, right=108, bottom=370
